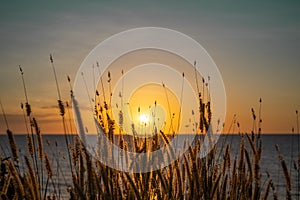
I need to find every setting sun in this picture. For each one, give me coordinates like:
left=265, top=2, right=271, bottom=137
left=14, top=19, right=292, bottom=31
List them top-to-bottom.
left=139, top=114, right=149, bottom=125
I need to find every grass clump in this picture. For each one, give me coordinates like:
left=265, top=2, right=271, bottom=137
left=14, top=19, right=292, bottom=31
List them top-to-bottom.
left=0, top=61, right=299, bottom=200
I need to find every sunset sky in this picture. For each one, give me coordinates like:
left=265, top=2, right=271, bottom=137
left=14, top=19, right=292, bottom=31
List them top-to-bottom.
left=0, top=0, right=299, bottom=134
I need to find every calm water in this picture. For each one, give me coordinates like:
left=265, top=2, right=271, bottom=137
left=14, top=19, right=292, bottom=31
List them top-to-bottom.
left=1, top=134, right=299, bottom=199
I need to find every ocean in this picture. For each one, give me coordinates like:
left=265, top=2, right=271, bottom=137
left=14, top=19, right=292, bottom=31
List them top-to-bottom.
left=0, top=134, right=299, bottom=199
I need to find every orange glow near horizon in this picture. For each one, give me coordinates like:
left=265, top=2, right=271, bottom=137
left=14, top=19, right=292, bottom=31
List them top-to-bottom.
left=127, top=83, right=180, bottom=136
left=0, top=103, right=297, bottom=135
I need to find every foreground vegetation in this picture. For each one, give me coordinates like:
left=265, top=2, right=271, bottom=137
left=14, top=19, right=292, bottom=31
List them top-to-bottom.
left=0, top=56, right=299, bottom=199
left=1, top=124, right=299, bottom=199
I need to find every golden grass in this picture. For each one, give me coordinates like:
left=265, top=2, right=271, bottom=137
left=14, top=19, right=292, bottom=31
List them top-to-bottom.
left=0, top=66, right=299, bottom=200
left=0, top=110, right=299, bottom=200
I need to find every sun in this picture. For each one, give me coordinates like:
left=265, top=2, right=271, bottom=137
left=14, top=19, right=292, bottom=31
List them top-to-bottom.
left=111, top=83, right=180, bottom=135
left=139, top=114, right=149, bottom=125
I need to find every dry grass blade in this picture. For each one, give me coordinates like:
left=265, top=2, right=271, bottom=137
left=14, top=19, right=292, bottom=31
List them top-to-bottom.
left=32, top=118, right=44, bottom=160
left=6, top=130, right=18, bottom=162
left=246, top=133, right=256, bottom=155
left=26, top=134, right=34, bottom=157
left=222, top=144, right=230, bottom=175
left=276, top=148, right=292, bottom=200
left=244, top=149, right=253, bottom=182
left=253, top=150, right=261, bottom=200
left=44, top=154, right=53, bottom=178
left=24, top=156, right=40, bottom=199
left=229, top=158, right=237, bottom=200
left=5, top=160, right=25, bottom=198
left=174, top=160, right=183, bottom=199
left=156, top=170, right=168, bottom=195
left=71, top=171, right=86, bottom=200
left=124, top=172, right=142, bottom=200
left=211, top=173, right=222, bottom=198
left=0, top=174, right=11, bottom=195
left=221, top=174, right=228, bottom=200
left=267, top=175, right=278, bottom=200
left=23, top=176, right=35, bottom=200
left=262, top=179, right=271, bottom=200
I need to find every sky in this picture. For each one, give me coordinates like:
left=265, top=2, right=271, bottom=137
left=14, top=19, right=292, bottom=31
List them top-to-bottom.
left=0, top=0, right=299, bottom=134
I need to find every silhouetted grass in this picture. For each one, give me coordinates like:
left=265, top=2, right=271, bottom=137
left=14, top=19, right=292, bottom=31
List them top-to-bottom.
left=0, top=62, right=299, bottom=200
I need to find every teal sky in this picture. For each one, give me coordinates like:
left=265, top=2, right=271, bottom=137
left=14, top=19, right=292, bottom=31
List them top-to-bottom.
left=0, top=0, right=299, bottom=133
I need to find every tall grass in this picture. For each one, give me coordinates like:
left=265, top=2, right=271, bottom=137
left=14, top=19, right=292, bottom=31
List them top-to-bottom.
left=0, top=61, right=299, bottom=200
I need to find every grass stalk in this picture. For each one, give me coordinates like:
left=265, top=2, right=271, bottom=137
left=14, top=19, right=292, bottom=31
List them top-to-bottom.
left=49, top=54, right=73, bottom=174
